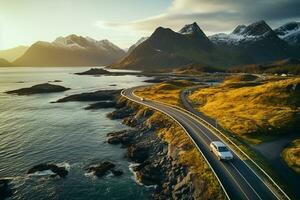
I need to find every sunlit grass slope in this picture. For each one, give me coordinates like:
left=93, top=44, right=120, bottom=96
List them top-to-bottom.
left=189, top=76, right=300, bottom=143
left=135, top=80, right=194, bottom=106
left=282, top=139, right=300, bottom=174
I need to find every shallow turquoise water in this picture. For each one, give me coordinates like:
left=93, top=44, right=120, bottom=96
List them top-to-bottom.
left=0, top=67, right=150, bottom=199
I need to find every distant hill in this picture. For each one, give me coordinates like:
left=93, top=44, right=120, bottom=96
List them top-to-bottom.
left=112, top=21, right=299, bottom=71
left=14, top=35, right=125, bottom=67
left=0, top=46, right=28, bottom=62
left=0, top=58, right=12, bottom=67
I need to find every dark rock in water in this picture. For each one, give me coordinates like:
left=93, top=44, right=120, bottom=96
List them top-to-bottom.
left=75, top=68, right=110, bottom=75
left=143, top=78, right=165, bottom=83
left=49, top=80, right=62, bottom=83
left=6, top=83, right=70, bottom=95
left=56, top=90, right=121, bottom=103
left=85, top=101, right=116, bottom=110
left=107, top=106, right=134, bottom=119
left=107, top=130, right=136, bottom=146
left=127, top=144, right=149, bottom=163
left=85, top=161, right=116, bottom=177
left=134, top=161, right=164, bottom=186
left=27, top=163, right=69, bottom=178
left=111, top=169, right=123, bottom=176
left=0, top=178, right=12, bottom=199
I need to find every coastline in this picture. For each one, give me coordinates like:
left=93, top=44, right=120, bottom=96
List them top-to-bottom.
left=106, top=96, right=225, bottom=199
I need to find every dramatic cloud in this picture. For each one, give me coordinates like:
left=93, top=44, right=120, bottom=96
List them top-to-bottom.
left=98, top=0, right=300, bottom=36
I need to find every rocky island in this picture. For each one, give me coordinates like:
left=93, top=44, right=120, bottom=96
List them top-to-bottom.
left=75, top=68, right=111, bottom=75
left=6, top=83, right=70, bottom=95
left=85, top=161, right=123, bottom=177
left=27, top=163, right=69, bottom=178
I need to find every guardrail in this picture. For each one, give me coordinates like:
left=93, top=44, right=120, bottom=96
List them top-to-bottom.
left=124, top=87, right=291, bottom=200
left=120, top=89, right=231, bottom=200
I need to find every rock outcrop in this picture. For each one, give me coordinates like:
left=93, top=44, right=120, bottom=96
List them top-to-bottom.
left=6, top=83, right=70, bottom=95
left=56, top=90, right=121, bottom=103
left=106, top=98, right=223, bottom=199
left=85, top=161, right=123, bottom=177
left=27, top=163, right=69, bottom=178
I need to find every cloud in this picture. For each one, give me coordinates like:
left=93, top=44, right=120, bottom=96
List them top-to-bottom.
left=96, top=0, right=300, bottom=36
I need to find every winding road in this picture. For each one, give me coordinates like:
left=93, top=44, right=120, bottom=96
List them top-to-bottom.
left=122, top=86, right=289, bottom=200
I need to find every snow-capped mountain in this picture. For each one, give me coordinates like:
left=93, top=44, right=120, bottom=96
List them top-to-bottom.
left=209, top=20, right=277, bottom=45
left=178, top=22, right=208, bottom=39
left=275, top=22, right=300, bottom=46
left=14, top=34, right=125, bottom=67
left=53, top=35, right=123, bottom=52
left=127, top=37, right=149, bottom=54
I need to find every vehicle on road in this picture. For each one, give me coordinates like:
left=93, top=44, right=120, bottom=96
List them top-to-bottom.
left=140, top=97, right=145, bottom=101
left=210, top=141, right=233, bottom=161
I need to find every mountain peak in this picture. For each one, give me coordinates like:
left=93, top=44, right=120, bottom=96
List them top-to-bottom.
left=236, top=20, right=273, bottom=36
left=275, top=21, right=300, bottom=37
left=179, top=22, right=206, bottom=37
left=232, top=25, right=247, bottom=35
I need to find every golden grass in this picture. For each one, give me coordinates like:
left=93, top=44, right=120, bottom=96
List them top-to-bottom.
left=189, top=77, right=300, bottom=143
left=135, top=80, right=194, bottom=106
left=282, top=139, right=300, bottom=174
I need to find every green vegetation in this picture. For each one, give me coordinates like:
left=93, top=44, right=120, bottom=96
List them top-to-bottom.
left=189, top=76, right=300, bottom=143
left=135, top=80, right=194, bottom=106
left=282, top=139, right=300, bottom=174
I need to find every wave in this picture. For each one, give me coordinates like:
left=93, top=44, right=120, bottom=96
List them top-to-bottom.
left=128, top=163, right=157, bottom=188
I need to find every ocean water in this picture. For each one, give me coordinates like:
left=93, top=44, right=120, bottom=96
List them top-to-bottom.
left=0, top=67, right=150, bottom=200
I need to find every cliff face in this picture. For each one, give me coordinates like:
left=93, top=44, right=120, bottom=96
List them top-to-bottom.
left=107, top=97, right=225, bottom=199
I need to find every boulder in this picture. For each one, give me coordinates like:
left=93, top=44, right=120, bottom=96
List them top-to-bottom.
left=106, top=130, right=136, bottom=146
left=127, top=144, right=149, bottom=163
left=85, top=161, right=118, bottom=177
left=27, top=163, right=68, bottom=178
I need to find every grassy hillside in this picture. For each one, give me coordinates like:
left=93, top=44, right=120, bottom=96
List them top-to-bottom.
left=229, top=58, right=300, bottom=75
left=189, top=76, right=300, bottom=143
left=135, top=80, right=194, bottom=106
left=282, top=139, right=300, bottom=174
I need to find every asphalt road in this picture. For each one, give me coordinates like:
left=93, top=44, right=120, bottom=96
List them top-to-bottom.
left=122, top=87, right=283, bottom=200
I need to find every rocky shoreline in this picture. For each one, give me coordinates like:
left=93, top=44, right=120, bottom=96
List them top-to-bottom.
left=106, top=97, right=220, bottom=199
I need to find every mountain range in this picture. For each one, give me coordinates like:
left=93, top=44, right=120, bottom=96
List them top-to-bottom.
left=1, top=20, right=299, bottom=70
left=112, top=20, right=300, bottom=71
left=12, top=35, right=125, bottom=67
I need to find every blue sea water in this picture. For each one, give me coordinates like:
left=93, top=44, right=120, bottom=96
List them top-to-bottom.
left=0, top=67, right=150, bottom=199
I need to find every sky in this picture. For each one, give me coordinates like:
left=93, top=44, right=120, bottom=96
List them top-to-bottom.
left=0, top=0, right=300, bottom=50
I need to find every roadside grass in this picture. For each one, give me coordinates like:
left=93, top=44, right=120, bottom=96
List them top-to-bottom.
left=131, top=76, right=299, bottom=197
left=189, top=76, right=300, bottom=144
left=135, top=80, right=195, bottom=106
left=126, top=100, right=226, bottom=199
left=147, top=111, right=225, bottom=199
left=282, top=139, right=300, bottom=174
